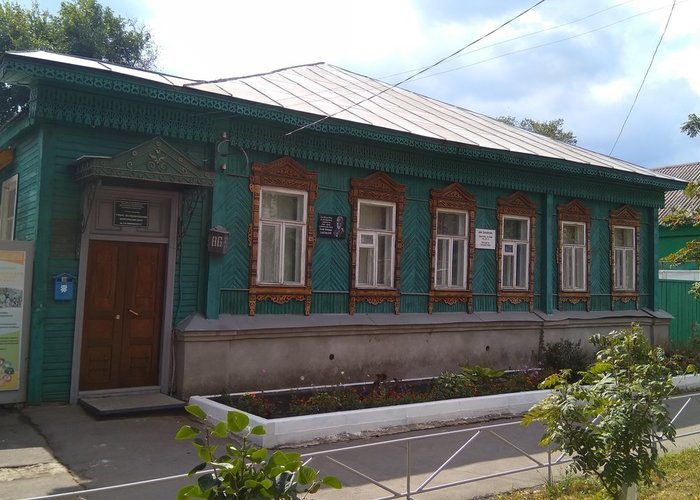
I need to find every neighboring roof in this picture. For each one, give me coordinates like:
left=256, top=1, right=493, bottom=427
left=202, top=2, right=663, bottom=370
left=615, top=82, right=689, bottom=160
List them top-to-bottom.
left=0, top=50, right=686, bottom=188
left=654, top=163, right=699, bottom=218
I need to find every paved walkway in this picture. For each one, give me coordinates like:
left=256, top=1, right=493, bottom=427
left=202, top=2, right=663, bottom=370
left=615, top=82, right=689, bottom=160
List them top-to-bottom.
left=1, top=394, right=700, bottom=499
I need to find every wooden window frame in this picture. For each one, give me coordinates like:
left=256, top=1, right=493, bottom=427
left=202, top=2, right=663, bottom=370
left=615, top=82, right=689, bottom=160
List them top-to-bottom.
left=248, top=157, right=317, bottom=316
left=348, top=172, right=405, bottom=315
left=428, top=183, right=476, bottom=313
left=496, top=192, right=536, bottom=312
left=355, top=199, right=396, bottom=289
left=556, top=199, right=591, bottom=310
left=609, top=205, right=640, bottom=309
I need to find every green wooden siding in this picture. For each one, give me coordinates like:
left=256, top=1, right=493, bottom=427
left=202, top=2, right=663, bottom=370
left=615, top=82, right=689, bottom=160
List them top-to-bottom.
left=24, top=124, right=209, bottom=401
left=660, top=279, right=700, bottom=344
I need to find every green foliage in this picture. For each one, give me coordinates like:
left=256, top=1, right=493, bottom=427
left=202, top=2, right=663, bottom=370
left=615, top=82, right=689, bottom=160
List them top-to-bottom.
left=0, top=0, right=157, bottom=124
left=681, top=112, right=700, bottom=138
left=496, top=115, right=577, bottom=144
left=523, top=324, right=678, bottom=498
left=540, top=338, right=593, bottom=379
left=431, top=365, right=514, bottom=400
left=175, top=404, right=341, bottom=499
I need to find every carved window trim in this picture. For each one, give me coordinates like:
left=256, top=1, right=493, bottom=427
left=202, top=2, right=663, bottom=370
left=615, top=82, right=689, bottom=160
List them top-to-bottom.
left=248, top=157, right=317, bottom=316
left=348, top=172, right=405, bottom=315
left=428, top=183, right=476, bottom=313
left=496, top=192, right=536, bottom=312
left=556, top=199, right=591, bottom=310
left=609, top=205, right=640, bottom=309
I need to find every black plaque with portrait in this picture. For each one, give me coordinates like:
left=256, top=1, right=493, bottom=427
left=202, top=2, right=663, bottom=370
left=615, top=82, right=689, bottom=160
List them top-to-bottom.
left=318, top=214, right=346, bottom=239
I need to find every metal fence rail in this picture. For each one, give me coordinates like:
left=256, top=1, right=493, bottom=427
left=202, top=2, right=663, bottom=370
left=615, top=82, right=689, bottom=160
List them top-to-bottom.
left=22, top=391, right=700, bottom=500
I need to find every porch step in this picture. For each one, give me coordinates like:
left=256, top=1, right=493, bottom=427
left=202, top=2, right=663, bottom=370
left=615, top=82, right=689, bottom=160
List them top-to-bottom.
left=79, top=392, right=185, bottom=417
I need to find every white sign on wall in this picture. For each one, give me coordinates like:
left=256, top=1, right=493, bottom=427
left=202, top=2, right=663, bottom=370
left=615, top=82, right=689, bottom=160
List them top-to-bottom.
left=475, top=228, right=496, bottom=249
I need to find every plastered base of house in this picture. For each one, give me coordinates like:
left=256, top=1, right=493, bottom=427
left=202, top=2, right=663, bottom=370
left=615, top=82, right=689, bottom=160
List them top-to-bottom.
left=174, top=311, right=670, bottom=398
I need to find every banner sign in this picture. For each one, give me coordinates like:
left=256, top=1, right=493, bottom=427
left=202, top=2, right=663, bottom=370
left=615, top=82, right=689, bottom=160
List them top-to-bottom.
left=0, top=250, right=26, bottom=392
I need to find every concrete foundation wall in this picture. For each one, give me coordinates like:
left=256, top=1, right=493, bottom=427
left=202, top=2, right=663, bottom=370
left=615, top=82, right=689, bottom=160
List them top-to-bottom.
left=173, top=311, right=671, bottom=398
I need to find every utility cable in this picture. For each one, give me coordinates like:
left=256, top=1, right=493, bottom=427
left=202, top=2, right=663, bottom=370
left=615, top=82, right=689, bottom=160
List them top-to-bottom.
left=283, top=0, right=546, bottom=137
left=609, top=0, right=677, bottom=155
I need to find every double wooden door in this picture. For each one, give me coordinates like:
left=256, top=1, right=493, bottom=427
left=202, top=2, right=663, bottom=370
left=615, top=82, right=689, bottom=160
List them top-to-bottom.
left=80, top=240, right=166, bottom=390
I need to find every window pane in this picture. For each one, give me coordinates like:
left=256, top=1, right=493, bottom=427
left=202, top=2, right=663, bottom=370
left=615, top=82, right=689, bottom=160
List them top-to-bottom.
left=262, top=191, right=303, bottom=221
left=359, top=203, right=393, bottom=230
left=437, top=212, right=466, bottom=236
left=504, top=218, right=527, bottom=240
left=563, top=223, right=584, bottom=244
left=260, top=224, right=280, bottom=282
left=283, top=225, right=302, bottom=283
left=615, top=227, right=634, bottom=247
left=360, top=233, right=374, bottom=246
left=377, top=234, right=392, bottom=286
left=436, top=238, right=449, bottom=286
left=451, top=239, right=465, bottom=287
left=515, top=242, right=527, bottom=288
left=563, top=246, right=573, bottom=290
left=574, top=246, right=585, bottom=289
left=358, top=247, right=374, bottom=286
left=614, top=248, right=624, bottom=289
left=624, top=248, right=634, bottom=290
left=502, top=254, right=514, bottom=288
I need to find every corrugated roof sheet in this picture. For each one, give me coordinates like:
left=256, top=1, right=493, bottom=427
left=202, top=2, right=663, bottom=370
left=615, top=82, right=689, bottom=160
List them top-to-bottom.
left=3, top=51, right=685, bottom=184
left=654, top=163, right=699, bottom=218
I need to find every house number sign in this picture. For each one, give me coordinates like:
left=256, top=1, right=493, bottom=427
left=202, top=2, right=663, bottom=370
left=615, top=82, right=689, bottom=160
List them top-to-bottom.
left=113, top=200, right=149, bottom=227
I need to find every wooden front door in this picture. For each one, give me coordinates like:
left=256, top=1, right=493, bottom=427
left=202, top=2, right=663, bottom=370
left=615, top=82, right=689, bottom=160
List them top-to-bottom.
left=80, top=240, right=166, bottom=391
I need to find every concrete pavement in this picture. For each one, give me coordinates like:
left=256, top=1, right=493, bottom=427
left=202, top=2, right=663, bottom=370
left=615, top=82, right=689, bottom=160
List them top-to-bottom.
left=1, top=395, right=700, bottom=500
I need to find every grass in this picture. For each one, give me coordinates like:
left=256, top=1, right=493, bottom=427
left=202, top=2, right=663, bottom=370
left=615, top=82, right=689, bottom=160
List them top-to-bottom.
left=495, top=446, right=700, bottom=499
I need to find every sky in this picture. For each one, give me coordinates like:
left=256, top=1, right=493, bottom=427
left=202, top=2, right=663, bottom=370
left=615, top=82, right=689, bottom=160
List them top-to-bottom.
left=17, top=0, right=700, bottom=169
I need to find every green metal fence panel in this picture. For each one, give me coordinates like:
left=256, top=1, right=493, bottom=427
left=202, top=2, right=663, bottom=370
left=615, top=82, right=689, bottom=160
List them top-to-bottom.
left=659, top=279, right=700, bottom=344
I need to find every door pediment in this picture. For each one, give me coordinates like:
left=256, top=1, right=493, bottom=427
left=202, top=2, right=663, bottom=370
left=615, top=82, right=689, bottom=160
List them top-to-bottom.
left=74, top=137, right=214, bottom=187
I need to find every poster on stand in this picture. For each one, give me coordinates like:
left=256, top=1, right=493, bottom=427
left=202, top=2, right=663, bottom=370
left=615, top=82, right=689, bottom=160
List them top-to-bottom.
left=0, top=250, right=25, bottom=392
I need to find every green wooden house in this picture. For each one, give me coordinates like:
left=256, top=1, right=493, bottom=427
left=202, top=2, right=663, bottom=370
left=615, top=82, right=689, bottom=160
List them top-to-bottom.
left=0, top=50, right=685, bottom=404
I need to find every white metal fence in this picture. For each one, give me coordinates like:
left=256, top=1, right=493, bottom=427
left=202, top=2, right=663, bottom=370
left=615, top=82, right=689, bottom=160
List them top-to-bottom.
left=21, top=391, right=700, bottom=500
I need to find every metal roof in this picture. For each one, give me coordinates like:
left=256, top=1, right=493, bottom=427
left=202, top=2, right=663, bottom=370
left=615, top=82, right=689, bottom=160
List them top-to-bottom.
left=2, top=51, right=685, bottom=184
left=654, top=163, right=699, bottom=218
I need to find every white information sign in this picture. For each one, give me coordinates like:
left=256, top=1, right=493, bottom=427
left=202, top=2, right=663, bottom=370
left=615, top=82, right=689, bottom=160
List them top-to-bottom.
left=475, top=229, right=496, bottom=250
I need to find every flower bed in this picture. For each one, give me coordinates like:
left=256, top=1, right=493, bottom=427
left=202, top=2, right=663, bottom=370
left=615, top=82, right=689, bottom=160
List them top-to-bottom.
left=222, top=368, right=544, bottom=419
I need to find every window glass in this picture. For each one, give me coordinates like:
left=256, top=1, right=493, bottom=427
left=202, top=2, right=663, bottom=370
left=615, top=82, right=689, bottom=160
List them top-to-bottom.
left=0, top=175, right=18, bottom=241
left=258, top=188, right=306, bottom=285
left=261, top=191, right=303, bottom=221
left=356, top=201, right=395, bottom=287
left=359, top=203, right=393, bottom=231
left=437, top=211, right=466, bottom=236
left=501, top=216, right=529, bottom=290
left=504, top=218, right=527, bottom=240
left=561, top=222, right=586, bottom=292
left=260, top=224, right=280, bottom=283
left=613, top=226, right=635, bottom=291
left=615, top=227, right=634, bottom=247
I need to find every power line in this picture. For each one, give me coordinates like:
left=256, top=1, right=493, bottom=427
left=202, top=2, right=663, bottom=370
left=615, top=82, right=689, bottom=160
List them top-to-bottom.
left=283, top=0, right=547, bottom=137
left=609, top=0, right=677, bottom=155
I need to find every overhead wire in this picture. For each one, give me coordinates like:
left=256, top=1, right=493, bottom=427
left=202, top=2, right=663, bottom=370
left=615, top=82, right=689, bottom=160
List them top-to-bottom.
left=282, top=0, right=547, bottom=137
left=608, top=0, right=677, bottom=155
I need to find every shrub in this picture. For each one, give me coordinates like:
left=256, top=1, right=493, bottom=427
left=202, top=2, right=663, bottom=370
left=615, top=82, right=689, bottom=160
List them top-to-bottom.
left=524, top=324, right=680, bottom=498
left=540, top=338, right=592, bottom=378
left=175, top=405, right=341, bottom=499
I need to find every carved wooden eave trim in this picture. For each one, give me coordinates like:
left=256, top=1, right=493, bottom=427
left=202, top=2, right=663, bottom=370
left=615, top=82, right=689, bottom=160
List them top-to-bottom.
left=72, top=137, right=214, bottom=187
left=0, top=148, right=14, bottom=171
left=248, top=157, right=318, bottom=316
left=348, top=172, right=405, bottom=315
left=428, top=183, right=476, bottom=313
left=496, top=191, right=536, bottom=312
left=556, top=199, right=592, bottom=310
left=609, top=205, right=640, bottom=309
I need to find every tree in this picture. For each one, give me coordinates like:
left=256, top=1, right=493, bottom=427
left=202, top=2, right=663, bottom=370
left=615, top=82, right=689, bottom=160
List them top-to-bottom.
left=0, top=0, right=157, bottom=125
left=681, top=113, right=700, bottom=138
left=660, top=114, right=700, bottom=297
left=497, top=115, right=577, bottom=145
